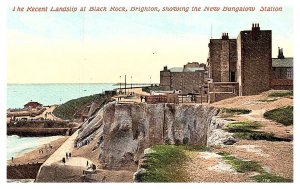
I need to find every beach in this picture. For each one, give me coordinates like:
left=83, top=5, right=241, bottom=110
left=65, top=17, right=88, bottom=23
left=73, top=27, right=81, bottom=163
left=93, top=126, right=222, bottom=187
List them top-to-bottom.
left=7, top=136, right=68, bottom=166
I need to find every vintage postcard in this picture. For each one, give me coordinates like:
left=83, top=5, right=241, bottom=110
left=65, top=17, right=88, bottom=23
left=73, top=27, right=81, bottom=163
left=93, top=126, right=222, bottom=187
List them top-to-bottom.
left=2, top=0, right=296, bottom=185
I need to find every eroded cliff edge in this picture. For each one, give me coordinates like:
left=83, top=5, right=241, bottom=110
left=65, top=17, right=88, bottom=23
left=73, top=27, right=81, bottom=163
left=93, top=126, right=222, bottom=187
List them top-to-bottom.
left=75, top=102, right=220, bottom=169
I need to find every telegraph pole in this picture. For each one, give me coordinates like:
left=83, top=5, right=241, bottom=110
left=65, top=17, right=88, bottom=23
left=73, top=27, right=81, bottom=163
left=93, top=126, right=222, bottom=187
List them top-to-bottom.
left=125, top=75, right=127, bottom=95
left=119, top=76, right=121, bottom=94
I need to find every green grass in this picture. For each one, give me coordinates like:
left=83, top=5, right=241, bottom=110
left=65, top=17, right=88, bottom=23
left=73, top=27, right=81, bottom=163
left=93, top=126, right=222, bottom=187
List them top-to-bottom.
left=268, top=90, right=293, bottom=97
left=53, top=94, right=111, bottom=120
left=257, top=99, right=278, bottom=103
left=264, top=106, right=293, bottom=126
left=219, top=108, right=251, bottom=117
left=225, top=121, right=261, bottom=132
left=225, top=121, right=291, bottom=141
left=139, top=144, right=208, bottom=182
left=217, top=152, right=291, bottom=182
left=217, top=152, right=263, bottom=173
left=251, top=172, right=292, bottom=183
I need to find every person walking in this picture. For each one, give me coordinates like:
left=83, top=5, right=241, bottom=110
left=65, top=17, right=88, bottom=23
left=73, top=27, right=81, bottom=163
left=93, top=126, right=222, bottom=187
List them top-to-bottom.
left=66, top=152, right=69, bottom=159
left=62, top=157, right=66, bottom=164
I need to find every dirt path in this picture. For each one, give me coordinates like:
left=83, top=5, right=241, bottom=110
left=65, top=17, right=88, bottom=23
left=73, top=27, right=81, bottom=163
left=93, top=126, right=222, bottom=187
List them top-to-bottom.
left=185, top=91, right=293, bottom=182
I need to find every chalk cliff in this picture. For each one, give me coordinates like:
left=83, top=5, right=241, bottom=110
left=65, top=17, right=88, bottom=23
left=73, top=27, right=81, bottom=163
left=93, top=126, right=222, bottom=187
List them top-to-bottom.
left=75, top=102, right=220, bottom=169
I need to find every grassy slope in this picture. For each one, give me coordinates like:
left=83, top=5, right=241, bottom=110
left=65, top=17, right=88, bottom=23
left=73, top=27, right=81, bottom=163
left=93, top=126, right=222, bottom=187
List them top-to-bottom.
left=53, top=94, right=111, bottom=120
left=264, top=106, right=293, bottom=126
left=139, top=145, right=208, bottom=182
left=217, top=152, right=291, bottom=182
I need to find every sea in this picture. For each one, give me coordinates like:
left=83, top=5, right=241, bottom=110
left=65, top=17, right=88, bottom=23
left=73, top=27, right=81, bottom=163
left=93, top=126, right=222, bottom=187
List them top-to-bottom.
left=7, top=83, right=116, bottom=160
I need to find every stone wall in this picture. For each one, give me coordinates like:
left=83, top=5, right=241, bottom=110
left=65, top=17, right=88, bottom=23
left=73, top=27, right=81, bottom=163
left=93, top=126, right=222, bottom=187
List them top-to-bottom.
left=160, top=69, right=205, bottom=94
left=270, top=79, right=293, bottom=90
left=7, top=162, right=43, bottom=179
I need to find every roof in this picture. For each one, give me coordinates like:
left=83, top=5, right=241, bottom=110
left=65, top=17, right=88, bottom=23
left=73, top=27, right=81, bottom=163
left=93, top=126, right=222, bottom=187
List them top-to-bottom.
left=272, top=58, right=293, bottom=68
left=169, top=67, right=205, bottom=73
left=24, top=101, right=42, bottom=107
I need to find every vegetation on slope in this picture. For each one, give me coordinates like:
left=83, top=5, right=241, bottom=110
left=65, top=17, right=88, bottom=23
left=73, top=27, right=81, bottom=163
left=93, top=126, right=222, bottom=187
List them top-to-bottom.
left=268, top=90, right=293, bottom=98
left=53, top=94, right=112, bottom=120
left=263, top=106, right=293, bottom=126
left=219, top=108, right=251, bottom=117
left=225, top=121, right=291, bottom=141
left=139, top=145, right=208, bottom=182
left=217, top=152, right=291, bottom=182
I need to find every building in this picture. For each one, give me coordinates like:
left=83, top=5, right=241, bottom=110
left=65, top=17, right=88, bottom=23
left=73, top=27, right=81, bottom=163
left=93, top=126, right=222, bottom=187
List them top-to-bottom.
left=160, top=24, right=293, bottom=103
left=236, top=24, right=272, bottom=96
left=207, top=33, right=237, bottom=82
left=271, top=47, right=293, bottom=90
left=272, top=48, right=293, bottom=80
left=160, top=62, right=206, bottom=95
left=24, top=101, right=43, bottom=109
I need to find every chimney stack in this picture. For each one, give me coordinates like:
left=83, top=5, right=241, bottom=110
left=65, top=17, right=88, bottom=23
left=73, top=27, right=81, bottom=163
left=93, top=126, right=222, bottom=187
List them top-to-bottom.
left=251, top=23, right=260, bottom=40
left=221, top=32, right=229, bottom=40
left=278, top=47, right=285, bottom=59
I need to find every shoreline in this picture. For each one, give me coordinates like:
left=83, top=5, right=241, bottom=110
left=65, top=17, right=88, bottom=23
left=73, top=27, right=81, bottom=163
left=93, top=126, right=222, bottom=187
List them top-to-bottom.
left=7, top=136, right=68, bottom=166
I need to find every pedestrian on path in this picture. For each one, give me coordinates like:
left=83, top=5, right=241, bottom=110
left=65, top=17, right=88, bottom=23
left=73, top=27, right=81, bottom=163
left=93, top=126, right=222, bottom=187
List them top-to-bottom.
left=62, top=157, right=66, bottom=164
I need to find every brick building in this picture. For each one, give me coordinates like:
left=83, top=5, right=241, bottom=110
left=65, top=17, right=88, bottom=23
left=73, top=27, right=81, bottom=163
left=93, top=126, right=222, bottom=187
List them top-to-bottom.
left=160, top=23, right=293, bottom=103
left=236, top=24, right=272, bottom=96
left=207, top=33, right=237, bottom=82
left=272, top=48, right=293, bottom=80
left=160, top=62, right=206, bottom=94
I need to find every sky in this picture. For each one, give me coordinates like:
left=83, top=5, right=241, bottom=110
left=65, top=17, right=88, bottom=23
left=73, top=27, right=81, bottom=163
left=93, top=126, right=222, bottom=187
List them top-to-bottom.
left=7, top=6, right=293, bottom=84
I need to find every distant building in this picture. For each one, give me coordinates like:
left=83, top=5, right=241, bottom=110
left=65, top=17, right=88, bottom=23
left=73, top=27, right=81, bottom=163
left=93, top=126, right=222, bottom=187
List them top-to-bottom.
left=272, top=48, right=293, bottom=80
left=160, top=62, right=206, bottom=94
left=24, top=101, right=43, bottom=109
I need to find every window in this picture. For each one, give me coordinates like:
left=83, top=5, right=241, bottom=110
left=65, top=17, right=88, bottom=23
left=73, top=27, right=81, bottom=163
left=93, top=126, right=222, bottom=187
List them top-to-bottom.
left=287, top=68, right=293, bottom=79
left=230, top=72, right=236, bottom=82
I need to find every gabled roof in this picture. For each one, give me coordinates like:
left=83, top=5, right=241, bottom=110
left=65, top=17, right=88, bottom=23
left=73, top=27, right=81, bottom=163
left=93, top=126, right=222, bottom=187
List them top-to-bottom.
left=272, top=58, right=293, bottom=68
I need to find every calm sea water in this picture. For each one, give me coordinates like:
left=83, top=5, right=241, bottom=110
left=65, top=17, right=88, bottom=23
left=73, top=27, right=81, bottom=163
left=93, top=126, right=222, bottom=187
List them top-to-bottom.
left=7, top=83, right=116, bottom=108
left=7, top=83, right=117, bottom=160
left=7, top=135, right=64, bottom=160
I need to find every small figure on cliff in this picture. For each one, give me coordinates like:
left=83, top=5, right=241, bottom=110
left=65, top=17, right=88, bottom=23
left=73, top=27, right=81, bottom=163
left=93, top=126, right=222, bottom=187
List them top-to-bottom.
left=140, top=96, right=143, bottom=102
left=66, top=152, right=69, bottom=159
left=69, top=152, right=71, bottom=158
left=11, top=157, right=14, bottom=162
left=62, top=157, right=66, bottom=164
left=86, top=161, right=89, bottom=167
left=92, top=164, right=96, bottom=170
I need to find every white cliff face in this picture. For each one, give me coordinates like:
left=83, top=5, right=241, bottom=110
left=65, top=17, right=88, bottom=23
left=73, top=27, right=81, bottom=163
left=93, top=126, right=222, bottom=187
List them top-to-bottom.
left=75, top=102, right=220, bottom=169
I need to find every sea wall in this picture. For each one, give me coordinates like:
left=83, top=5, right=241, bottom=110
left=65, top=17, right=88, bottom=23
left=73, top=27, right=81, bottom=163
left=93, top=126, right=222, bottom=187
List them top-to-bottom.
left=75, top=102, right=220, bottom=169
left=7, top=121, right=79, bottom=137
left=7, top=162, right=43, bottom=179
